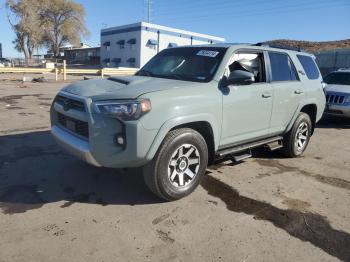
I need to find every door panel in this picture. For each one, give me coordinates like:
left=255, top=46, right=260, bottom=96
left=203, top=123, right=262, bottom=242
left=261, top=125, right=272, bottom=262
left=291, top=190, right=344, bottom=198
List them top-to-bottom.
left=220, top=50, right=273, bottom=148
left=267, top=52, right=305, bottom=134
left=269, top=81, right=305, bottom=134
left=220, top=83, right=273, bottom=147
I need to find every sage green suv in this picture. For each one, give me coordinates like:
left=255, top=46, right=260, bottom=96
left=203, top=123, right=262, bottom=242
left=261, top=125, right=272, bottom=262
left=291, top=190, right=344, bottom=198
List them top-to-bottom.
left=50, top=44, right=326, bottom=200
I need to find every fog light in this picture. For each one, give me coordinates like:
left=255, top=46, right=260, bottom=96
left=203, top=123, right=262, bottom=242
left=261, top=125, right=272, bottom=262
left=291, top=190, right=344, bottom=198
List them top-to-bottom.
left=114, top=133, right=125, bottom=147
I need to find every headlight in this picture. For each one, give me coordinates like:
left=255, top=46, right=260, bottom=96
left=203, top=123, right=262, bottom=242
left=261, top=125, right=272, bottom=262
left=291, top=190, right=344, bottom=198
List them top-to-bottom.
left=345, top=96, right=350, bottom=103
left=93, top=99, right=151, bottom=121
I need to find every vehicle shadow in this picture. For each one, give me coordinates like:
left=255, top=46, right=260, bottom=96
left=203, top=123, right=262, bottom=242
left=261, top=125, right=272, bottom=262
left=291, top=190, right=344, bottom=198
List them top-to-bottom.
left=0, top=130, right=162, bottom=214
left=201, top=173, right=350, bottom=262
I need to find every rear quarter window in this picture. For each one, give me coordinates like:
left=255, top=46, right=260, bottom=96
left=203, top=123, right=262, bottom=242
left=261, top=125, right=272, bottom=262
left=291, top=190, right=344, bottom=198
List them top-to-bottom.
left=297, top=55, right=320, bottom=80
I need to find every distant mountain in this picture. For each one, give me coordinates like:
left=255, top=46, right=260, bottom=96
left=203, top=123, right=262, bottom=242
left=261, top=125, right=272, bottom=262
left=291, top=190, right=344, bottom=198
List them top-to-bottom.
left=264, top=39, right=350, bottom=53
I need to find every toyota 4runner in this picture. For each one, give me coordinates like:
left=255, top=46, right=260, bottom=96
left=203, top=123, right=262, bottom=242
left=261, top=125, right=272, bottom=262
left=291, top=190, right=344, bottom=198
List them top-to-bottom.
left=50, top=44, right=326, bottom=200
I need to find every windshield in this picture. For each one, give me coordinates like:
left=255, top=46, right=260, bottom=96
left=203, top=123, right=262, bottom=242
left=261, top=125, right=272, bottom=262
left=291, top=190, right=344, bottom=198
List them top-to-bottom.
left=136, top=47, right=227, bottom=82
left=324, top=72, right=350, bottom=85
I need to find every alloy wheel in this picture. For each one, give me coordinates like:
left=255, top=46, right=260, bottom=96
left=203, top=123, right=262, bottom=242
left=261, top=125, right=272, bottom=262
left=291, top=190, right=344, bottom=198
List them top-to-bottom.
left=295, top=121, right=309, bottom=152
left=168, top=144, right=200, bottom=187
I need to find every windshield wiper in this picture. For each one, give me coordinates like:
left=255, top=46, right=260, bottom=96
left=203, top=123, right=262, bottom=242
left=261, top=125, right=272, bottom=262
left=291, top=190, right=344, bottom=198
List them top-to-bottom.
left=136, top=69, right=154, bottom=77
left=163, top=74, right=183, bottom=80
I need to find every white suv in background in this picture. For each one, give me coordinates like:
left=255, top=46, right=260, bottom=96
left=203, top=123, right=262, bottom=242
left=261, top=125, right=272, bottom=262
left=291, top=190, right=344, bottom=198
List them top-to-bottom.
left=323, top=69, right=350, bottom=118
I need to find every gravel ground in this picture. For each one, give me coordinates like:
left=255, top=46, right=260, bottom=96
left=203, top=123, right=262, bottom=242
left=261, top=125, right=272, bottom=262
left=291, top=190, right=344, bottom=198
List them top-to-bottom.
left=0, top=75, right=349, bottom=262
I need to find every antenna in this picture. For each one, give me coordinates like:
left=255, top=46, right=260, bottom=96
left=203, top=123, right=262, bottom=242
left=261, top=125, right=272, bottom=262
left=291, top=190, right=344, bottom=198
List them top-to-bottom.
left=145, top=0, right=152, bottom=23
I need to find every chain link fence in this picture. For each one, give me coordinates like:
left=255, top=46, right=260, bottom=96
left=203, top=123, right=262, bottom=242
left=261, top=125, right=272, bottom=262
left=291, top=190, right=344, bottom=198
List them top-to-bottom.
left=0, top=57, right=65, bottom=68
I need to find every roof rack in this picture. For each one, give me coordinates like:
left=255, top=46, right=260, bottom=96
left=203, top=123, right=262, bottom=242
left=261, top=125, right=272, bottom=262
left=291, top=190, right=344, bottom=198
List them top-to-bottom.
left=254, top=43, right=303, bottom=52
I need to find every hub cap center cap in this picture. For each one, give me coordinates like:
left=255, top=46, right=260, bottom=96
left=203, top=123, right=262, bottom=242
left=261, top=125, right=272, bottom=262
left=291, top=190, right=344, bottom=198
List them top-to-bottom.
left=176, top=156, right=188, bottom=172
left=179, top=160, right=187, bottom=171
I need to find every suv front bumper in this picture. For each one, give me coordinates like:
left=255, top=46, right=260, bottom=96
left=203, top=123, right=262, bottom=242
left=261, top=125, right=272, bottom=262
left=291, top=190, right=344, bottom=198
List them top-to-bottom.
left=50, top=92, right=159, bottom=168
left=324, top=104, right=350, bottom=118
left=51, top=125, right=101, bottom=167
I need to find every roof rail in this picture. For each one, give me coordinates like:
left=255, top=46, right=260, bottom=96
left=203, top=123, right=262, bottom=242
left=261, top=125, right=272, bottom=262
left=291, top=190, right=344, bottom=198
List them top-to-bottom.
left=254, top=43, right=303, bottom=52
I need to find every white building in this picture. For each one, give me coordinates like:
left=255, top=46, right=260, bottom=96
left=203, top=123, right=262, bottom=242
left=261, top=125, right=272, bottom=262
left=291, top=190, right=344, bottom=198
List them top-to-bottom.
left=100, top=22, right=225, bottom=68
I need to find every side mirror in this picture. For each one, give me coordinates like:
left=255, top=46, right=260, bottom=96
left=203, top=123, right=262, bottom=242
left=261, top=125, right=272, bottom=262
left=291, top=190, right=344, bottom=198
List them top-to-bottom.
left=227, top=70, right=255, bottom=85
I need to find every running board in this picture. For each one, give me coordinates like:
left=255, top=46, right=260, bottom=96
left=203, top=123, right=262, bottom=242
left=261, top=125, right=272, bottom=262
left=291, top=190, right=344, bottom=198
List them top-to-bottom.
left=216, top=136, right=283, bottom=157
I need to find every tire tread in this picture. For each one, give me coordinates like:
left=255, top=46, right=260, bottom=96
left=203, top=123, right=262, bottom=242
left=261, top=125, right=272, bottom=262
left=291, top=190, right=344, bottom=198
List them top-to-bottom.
left=143, top=128, right=205, bottom=200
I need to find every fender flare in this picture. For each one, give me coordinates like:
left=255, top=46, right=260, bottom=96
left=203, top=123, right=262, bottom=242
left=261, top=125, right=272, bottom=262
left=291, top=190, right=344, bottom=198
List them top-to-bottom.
left=285, top=99, right=318, bottom=133
left=144, top=113, right=220, bottom=161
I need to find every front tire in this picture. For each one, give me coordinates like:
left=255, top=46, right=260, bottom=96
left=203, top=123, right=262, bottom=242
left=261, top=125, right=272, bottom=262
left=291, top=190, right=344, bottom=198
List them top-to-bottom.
left=282, top=112, right=312, bottom=157
left=143, top=128, right=208, bottom=201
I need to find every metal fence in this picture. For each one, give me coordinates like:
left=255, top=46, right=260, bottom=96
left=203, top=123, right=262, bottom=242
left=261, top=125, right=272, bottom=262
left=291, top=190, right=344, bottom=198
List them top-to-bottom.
left=315, top=48, right=350, bottom=76
left=0, top=60, right=138, bottom=81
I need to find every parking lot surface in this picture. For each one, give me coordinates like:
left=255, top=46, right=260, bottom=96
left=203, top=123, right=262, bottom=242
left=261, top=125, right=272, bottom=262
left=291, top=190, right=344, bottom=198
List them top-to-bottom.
left=0, top=76, right=350, bottom=262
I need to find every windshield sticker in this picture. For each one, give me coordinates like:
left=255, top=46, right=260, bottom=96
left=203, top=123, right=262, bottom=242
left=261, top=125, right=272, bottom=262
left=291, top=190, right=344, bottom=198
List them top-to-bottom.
left=197, top=50, right=219, bottom=58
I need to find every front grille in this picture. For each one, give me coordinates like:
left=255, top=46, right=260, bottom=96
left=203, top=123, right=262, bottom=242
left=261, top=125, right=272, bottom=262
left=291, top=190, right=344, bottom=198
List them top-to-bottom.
left=326, top=93, right=345, bottom=104
left=54, top=95, right=86, bottom=112
left=326, top=109, right=343, bottom=115
left=57, top=112, right=89, bottom=138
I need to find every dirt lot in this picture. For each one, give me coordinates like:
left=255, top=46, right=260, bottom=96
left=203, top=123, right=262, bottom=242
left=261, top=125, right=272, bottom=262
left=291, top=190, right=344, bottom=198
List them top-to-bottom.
left=0, top=75, right=350, bottom=262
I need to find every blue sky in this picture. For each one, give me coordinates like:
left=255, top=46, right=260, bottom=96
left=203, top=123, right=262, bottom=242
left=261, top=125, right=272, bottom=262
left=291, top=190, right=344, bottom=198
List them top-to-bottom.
left=1, top=0, right=349, bottom=57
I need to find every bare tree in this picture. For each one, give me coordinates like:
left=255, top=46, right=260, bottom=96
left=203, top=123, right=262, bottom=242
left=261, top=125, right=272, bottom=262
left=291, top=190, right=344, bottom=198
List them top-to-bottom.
left=6, top=0, right=43, bottom=62
left=6, top=0, right=89, bottom=60
left=38, top=0, right=89, bottom=57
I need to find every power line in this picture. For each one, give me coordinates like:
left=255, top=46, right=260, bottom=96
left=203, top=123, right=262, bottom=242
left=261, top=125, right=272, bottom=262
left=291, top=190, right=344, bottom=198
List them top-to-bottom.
left=153, top=0, right=349, bottom=23
left=154, top=0, right=346, bottom=18
left=155, top=0, right=273, bottom=16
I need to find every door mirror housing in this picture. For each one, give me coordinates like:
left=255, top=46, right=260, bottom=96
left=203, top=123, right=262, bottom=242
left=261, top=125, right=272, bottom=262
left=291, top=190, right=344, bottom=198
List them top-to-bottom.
left=227, top=70, right=255, bottom=85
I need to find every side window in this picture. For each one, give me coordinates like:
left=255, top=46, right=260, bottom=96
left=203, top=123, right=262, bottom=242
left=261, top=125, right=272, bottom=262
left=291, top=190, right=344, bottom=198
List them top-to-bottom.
left=227, top=52, right=266, bottom=83
left=269, top=52, right=299, bottom=82
left=297, top=55, right=320, bottom=80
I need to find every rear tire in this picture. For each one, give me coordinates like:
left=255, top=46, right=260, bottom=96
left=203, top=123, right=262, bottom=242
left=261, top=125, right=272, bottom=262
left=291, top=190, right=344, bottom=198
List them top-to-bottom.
left=282, top=112, right=312, bottom=157
left=143, top=128, right=208, bottom=201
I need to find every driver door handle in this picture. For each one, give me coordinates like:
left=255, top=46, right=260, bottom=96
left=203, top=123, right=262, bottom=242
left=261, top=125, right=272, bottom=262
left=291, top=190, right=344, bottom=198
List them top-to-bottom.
left=294, top=89, right=304, bottom=94
left=262, top=92, right=272, bottom=98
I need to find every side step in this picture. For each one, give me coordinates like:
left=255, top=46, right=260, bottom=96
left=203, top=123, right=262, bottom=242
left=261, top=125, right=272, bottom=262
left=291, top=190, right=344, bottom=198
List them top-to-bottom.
left=216, top=136, right=283, bottom=158
left=267, top=140, right=283, bottom=151
left=231, top=150, right=252, bottom=162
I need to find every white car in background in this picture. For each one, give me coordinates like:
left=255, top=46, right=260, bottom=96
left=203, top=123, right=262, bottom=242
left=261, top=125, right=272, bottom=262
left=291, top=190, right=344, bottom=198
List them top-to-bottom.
left=0, top=58, right=12, bottom=67
left=323, top=69, right=350, bottom=118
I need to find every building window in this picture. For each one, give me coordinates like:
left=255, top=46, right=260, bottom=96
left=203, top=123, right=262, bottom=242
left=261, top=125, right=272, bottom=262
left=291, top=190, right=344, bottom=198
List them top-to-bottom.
left=127, top=38, right=136, bottom=49
left=147, top=39, right=158, bottom=50
left=117, top=40, right=125, bottom=49
left=103, top=41, right=110, bottom=51
left=112, top=58, right=121, bottom=67
left=127, top=58, right=136, bottom=67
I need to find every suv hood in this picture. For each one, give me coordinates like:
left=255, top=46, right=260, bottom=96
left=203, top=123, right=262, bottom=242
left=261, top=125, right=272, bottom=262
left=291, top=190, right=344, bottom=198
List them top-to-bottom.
left=61, top=75, right=194, bottom=100
left=324, top=84, right=350, bottom=94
